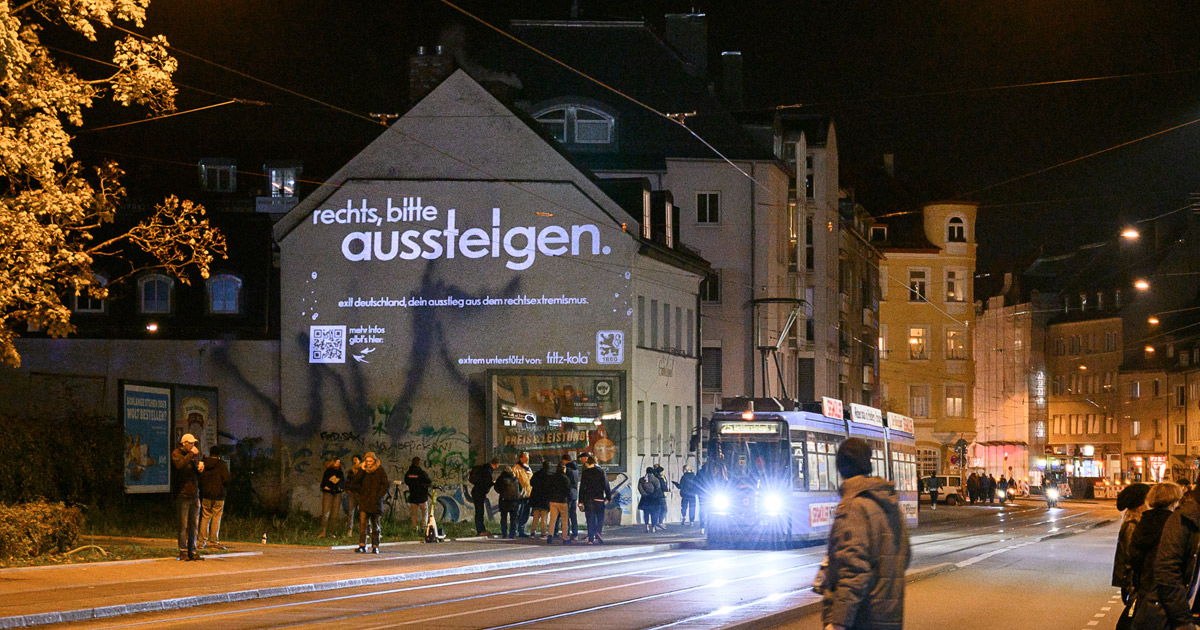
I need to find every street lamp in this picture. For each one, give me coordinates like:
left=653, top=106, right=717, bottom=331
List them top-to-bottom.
left=1122, top=228, right=1140, bottom=240
left=1135, top=279, right=1150, bottom=291
left=1149, top=316, right=1160, bottom=325
left=1145, top=345, right=1156, bottom=354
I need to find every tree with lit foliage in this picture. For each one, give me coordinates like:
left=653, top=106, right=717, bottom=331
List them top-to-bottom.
left=0, top=0, right=226, bottom=367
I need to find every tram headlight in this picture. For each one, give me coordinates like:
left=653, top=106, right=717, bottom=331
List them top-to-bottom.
left=1046, top=488, right=1060, bottom=500
left=711, top=493, right=731, bottom=512
left=763, top=493, right=784, bottom=515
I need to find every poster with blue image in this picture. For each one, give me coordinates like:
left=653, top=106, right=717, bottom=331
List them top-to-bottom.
left=122, top=382, right=172, bottom=493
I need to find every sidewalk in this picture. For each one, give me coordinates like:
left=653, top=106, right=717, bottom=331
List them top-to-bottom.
left=0, top=524, right=700, bottom=629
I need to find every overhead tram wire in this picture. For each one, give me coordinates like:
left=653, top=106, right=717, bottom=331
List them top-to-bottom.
left=83, top=100, right=255, bottom=132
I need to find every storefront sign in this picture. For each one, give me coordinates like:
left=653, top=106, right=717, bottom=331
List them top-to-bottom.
left=122, top=382, right=171, bottom=494
left=821, top=397, right=843, bottom=420
left=850, top=403, right=883, bottom=427
left=887, top=412, right=915, bottom=435
left=810, top=502, right=839, bottom=528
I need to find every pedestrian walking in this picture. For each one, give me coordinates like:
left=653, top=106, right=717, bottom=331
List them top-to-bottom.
left=171, top=434, right=205, bottom=561
left=816, top=438, right=910, bottom=630
left=198, top=447, right=231, bottom=549
left=356, top=452, right=389, bottom=553
left=513, top=452, right=533, bottom=537
left=562, top=454, right=580, bottom=540
left=345, top=455, right=363, bottom=536
left=578, top=455, right=611, bottom=544
left=404, top=457, right=433, bottom=534
left=470, top=457, right=499, bottom=536
left=318, top=458, right=345, bottom=538
left=529, top=459, right=552, bottom=537
left=545, top=462, right=572, bottom=544
left=495, top=465, right=521, bottom=539
left=674, top=465, right=698, bottom=525
left=638, top=467, right=663, bottom=531
left=967, top=473, right=979, bottom=505
left=924, top=474, right=940, bottom=510
left=986, top=474, right=997, bottom=503
left=1128, top=481, right=1185, bottom=629
left=1112, top=483, right=1150, bottom=630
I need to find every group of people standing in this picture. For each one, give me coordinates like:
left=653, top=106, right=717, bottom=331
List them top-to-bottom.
left=171, top=433, right=231, bottom=561
left=316, top=452, right=395, bottom=553
left=480, top=452, right=612, bottom=545
left=636, top=464, right=699, bottom=531
left=965, top=472, right=1022, bottom=504
left=1111, top=478, right=1200, bottom=629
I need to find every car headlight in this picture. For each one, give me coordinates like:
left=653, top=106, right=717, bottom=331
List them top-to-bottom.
left=1046, top=488, right=1059, bottom=500
left=711, top=493, right=731, bottom=512
left=763, top=493, right=783, bottom=514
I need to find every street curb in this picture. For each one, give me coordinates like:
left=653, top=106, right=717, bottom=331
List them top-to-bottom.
left=0, top=543, right=680, bottom=629
left=716, top=562, right=955, bottom=630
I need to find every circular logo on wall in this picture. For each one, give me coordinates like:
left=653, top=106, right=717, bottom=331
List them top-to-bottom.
left=594, top=380, right=612, bottom=400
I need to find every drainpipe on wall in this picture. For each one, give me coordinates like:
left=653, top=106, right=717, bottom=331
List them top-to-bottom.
left=749, top=162, right=757, bottom=397
left=696, top=288, right=703, bottom=467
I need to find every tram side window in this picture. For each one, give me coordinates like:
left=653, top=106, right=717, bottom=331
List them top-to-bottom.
left=806, top=433, right=841, bottom=491
left=870, top=443, right=887, bottom=479
left=792, top=444, right=806, bottom=489
left=891, top=450, right=918, bottom=492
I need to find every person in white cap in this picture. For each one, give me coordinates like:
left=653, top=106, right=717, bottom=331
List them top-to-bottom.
left=171, top=433, right=205, bottom=561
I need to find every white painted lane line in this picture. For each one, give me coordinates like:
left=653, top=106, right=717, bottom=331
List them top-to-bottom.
left=1101, top=607, right=1111, bottom=611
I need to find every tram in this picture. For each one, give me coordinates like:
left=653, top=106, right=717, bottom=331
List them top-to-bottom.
left=702, top=399, right=918, bottom=547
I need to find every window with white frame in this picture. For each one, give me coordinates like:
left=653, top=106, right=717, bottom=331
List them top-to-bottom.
left=533, top=105, right=614, bottom=145
left=198, top=158, right=236, bottom=192
left=266, top=163, right=300, bottom=198
left=697, top=192, right=720, bottom=224
left=947, top=216, right=966, bottom=242
left=871, top=226, right=887, bottom=242
left=908, top=268, right=928, bottom=302
left=945, top=268, right=966, bottom=302
left=700, top=270, right=721, bottom=303
left=73, top=274, right=107, bottom=313
left=138, top=274, right=173, bottom=314
left=208, top=274, right=242, bottom=314
left=879, top=324, right=889, bottom=360
left=908, top=326, right=929, bottom=360
left=946, top=328, right=966, bottom=360
left=1128, top=381, right=1141, bottom=400
left=909, top=384, right=930, bottom=417
left=945, top=384, right=965, bottom=417
left=1177, top=384, right=1187, bottom=407
left=1177, top=424, right=1187, bottom=445
left=917, top=447, right=939, bottom=478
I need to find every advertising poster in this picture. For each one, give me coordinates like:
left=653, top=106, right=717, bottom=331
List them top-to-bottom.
left=491, top=371, right=626, bottom=470
left=121, top=382, right=172, bottom=493
left=174, top=386, right=219, bottom=456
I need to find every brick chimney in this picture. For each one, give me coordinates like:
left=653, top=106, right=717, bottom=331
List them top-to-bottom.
left=408, top=45, right=456, bottom=106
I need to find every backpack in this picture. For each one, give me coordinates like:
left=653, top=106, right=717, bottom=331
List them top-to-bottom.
left=638, top=474, right=658, bottom=496
left=499, top=476, right=520, bottom=501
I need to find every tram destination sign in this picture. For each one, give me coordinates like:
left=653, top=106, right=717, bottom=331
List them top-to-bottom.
left=849, top=403, right=883, bottom=427
left=887, top=412, right=915, bottom=434
left=719, top=423, right=779, bottom=435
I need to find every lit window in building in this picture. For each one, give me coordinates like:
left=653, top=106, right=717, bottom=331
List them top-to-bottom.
left=533, top=105, right=614, bottom=145
left=267, top=164, right=301, bottom=198
left=908, top=269, right=927, bottom=302
left=946, top=269, right=966, bottom=302
left=138, top=274, right=173, bottom=314
left=208, top=274, right=242, bottom=314
left=908, top=326, right=929, bottom=360
left=946, top=329, right=966, bottom=360
left=909, top=384, right=930, bottom=417
left=945, top=385, right=965, bottom=417
left=917, top=447, right=939, bottom=478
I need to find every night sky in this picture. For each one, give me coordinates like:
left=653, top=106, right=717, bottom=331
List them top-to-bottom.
left=79, top=1, right=1200, bottom=273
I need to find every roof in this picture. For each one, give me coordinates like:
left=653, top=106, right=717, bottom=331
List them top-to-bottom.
left=873, top=212, right=938, bottom=253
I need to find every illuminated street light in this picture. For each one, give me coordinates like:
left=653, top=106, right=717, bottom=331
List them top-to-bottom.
left=1121, top=228, right=1140, bottom=240
left=1135, top=279, right=1150, bottom=291
left=1149, top=316, right=1160, bottom=325
left=146, top=322, right=159, bottom=333
left=1145, top=345, right=1156, bottom=354
left=1078, top=365, right=1088, bottom=371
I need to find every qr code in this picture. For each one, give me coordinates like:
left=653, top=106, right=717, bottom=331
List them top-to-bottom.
left=309, top=325, right=347, bottom=363
left=596, top=330, right=624, bottom=364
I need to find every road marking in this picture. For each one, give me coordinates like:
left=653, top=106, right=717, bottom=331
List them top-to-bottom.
left=954, top=540, right=1035, bottom=568
left=1101, top=606, right=1111, bottom=611
left=1095, top=612, right=1105, bottom=617
left=1087, top=622, right=1099, bottom=626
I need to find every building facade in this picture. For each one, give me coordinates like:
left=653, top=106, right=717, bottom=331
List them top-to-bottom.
left=876, top=202, right=977, bottom=476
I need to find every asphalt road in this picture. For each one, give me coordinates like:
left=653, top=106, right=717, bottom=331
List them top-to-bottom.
left=55, top=501, right=1117, bottom=630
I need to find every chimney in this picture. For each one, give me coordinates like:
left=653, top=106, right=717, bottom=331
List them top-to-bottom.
left=664, top=14, right=707, bottom=77
left=408, top=45, right=456, bottom=106
left=720, top=51, right=743, bottom=109
left=882, top=153, right=895, bottom=177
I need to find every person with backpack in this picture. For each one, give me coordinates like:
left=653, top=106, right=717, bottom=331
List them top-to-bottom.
left=513, top=452, right=533, bottom=537
left=578, top=455, right=611, bottom=544
left=404, top=457, right=433, bottom=535
left=470, top=457, right=499, bottom=536
left=529, top=459, right=552, bottom=538
left=495, top=465, right=521, bottom=539
left=674, top=465, right=698, bottom=526
left=639, top=467, right=663, bottom=532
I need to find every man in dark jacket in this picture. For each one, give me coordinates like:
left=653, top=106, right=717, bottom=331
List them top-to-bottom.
left=171, top=433, right=205, bottom=561
left=820, top=438, right=910, bottom=630
left=198, top=448, right=231, bottom=549
left=357, top=451, right=389, bottom=553
left=561, top=453, right=580, bottom=537
left=344, top=455, right=364, bottom=536
left=578, top=455, right=611, bottom=544
left=405, top=457, right=433, bottom=534
left=470, top=457, right=499, bottom=536
left=545, top=462, right=572, bottom=544
left=674, top=465, right=698, bottom=525
left=1140, top=482, right=1195, bottom=629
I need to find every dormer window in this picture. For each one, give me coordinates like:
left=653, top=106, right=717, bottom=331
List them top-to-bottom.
left=534, top=104, right=614, bottom=145
left=198, top=158, right=237, bottom=192
left=265, top=162, right=302, bottom=198
left=947, top=216, right=966, bottom=242
left=870, top=226, right=887, bottom=242
left=73, top=274, right=107, bottom=313
left=139, top=274, right=173, bottom=314
left=208, top=274, right=243, bottom=314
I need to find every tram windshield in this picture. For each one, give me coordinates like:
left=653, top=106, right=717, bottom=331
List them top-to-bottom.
left=710, top=422, right=789, bottom=487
